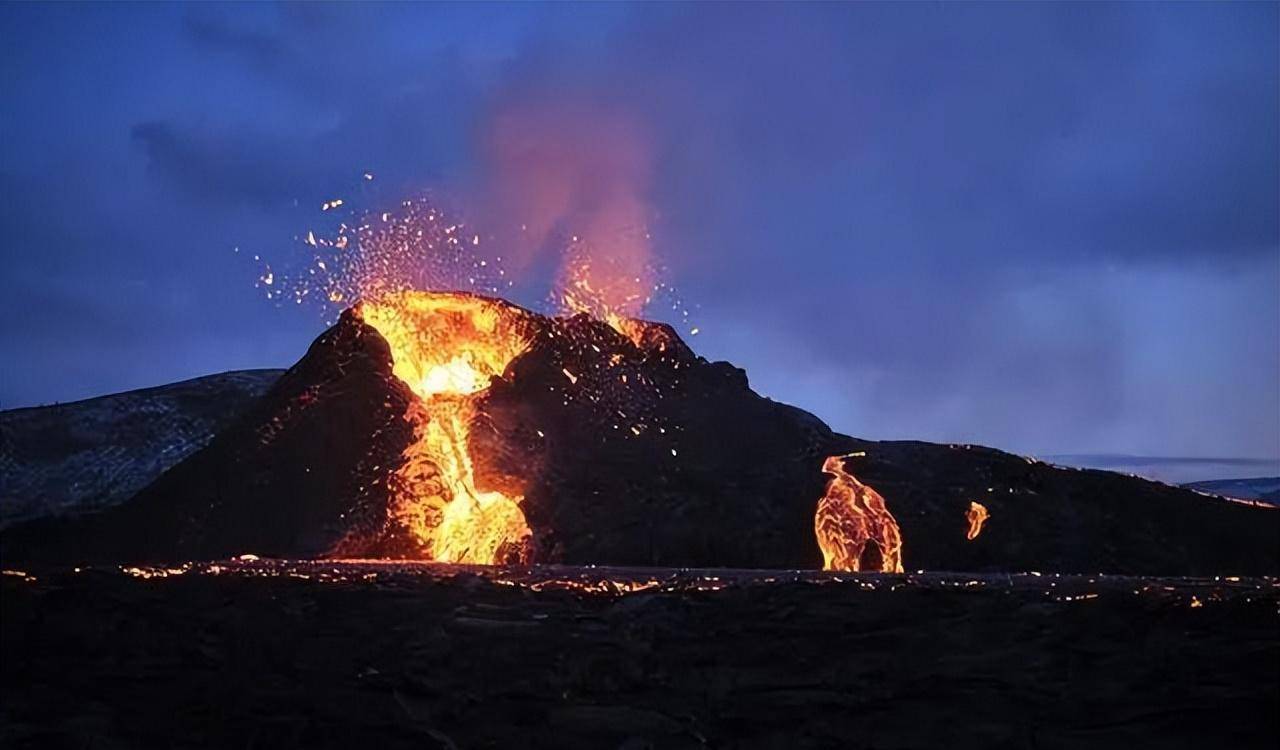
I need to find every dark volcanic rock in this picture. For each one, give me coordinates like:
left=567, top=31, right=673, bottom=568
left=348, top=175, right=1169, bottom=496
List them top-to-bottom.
left=2, top=294, right=1278, bottom=575
left=3, top=563, right=1277, bottom=749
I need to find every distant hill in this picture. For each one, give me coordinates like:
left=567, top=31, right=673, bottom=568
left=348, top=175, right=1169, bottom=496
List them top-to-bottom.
left=0, top=370, right=282, bottom=529
left=1047, top=454, right=1280, bottom=486
left=1182, top=477, right=1280, bottom=505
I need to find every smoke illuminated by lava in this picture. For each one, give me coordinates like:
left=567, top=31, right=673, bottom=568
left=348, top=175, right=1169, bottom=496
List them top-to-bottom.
left=480, top=100, right=657, bottom=322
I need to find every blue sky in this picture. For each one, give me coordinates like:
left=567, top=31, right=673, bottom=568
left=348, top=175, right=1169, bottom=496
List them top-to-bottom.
left=1, top=2, right=1276, bottom=459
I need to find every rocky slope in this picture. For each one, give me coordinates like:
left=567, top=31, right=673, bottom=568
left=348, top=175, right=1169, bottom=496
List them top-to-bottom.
left=0, top=370, right=281, bottom=529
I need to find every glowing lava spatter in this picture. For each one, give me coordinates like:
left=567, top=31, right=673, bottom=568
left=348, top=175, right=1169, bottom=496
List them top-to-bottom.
left=262, top=193, right=699, bottom=340
left=259, top=195, right=514, bottom=320
left=554, top=238, right=698, bottom=346
left=557, top=252, right=652, bottom=346
left=356, top=292, right=534, bottom=564
left=815, top=454, right=904, bottom=573
left=966, top=501, right=990, bottom=541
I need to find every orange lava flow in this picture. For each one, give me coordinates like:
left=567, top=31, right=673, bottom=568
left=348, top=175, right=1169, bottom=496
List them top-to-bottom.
left=356, top=292, right=533, bottom=564
left=814, top=455, right=904, bottom=572
left=965, top=501, right=990, bottom=541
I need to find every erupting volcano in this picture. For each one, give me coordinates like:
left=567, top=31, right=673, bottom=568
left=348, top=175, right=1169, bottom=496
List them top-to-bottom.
left=162, top=190, right=908, bottom=570
left=5, top=285, right=1278, bottom=578
left=6, top=288, right=898, bottom=570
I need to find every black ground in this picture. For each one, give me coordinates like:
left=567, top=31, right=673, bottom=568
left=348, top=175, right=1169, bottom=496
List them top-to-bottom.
left=2, top=561, right=1276, bottom=749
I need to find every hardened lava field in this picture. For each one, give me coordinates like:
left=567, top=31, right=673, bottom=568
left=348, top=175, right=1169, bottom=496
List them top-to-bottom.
left=3, top=561, right=1276, bottom=749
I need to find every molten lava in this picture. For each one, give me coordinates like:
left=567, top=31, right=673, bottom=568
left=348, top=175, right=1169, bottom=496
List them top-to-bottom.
left=356, top=292, right=534, bottom=564
left=815, top=454, right=904, bottom=573
left=966, top=501, right=989, bottom=541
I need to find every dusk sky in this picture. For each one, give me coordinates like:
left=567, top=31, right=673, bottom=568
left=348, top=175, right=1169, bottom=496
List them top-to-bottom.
left=1, top=2, right=1276, bottom=460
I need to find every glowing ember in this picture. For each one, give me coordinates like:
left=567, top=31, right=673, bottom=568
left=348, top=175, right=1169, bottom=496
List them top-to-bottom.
left=356, top=292, right=534, bottom=564
left=815, top=454, right=904, bottom=573
left=966, top=501, right=990, bottom=540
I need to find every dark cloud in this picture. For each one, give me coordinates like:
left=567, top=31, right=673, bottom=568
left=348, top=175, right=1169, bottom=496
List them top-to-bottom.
left=183, top=14, right=286, bottom=72
left=130, top=121, right=313, bottom=207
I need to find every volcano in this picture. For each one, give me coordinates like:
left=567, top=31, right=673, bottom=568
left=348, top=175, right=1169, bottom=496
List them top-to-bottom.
left=3, top=291, right=1277, bottom=575
left=3, top=292, right=858, bottom=569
